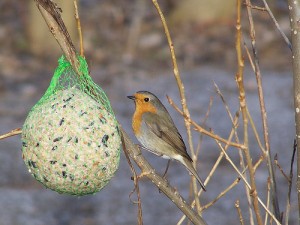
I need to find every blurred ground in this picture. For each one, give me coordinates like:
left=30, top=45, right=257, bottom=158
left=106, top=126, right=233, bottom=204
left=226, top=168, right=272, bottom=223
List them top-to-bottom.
left=0, top=0, right=297, bottom=225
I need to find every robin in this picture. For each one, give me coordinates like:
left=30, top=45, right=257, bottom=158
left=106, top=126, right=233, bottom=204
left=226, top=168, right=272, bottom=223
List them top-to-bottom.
left=128, top=91, right=206, bottom=191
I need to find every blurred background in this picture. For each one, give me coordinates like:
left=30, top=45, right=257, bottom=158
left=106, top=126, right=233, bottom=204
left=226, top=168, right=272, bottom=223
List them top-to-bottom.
left=0, top=0, right=296, bottom=224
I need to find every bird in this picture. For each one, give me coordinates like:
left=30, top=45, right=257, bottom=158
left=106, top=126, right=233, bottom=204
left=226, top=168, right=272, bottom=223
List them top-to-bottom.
left=128, top=91, right=206, bottom=191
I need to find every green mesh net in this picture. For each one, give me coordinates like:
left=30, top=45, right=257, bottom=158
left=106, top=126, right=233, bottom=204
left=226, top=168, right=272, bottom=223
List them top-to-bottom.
left=22, top=55, right=121, bottom=196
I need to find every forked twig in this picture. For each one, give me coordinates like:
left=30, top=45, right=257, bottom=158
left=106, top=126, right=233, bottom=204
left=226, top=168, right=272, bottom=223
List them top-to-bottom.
left=150, top=0, right=201, bottom=213
left=237, top=0, right=263, bottom=223
left=245, top=0, right=281, bottom=221
left=213, top=81, right=255, bottom=225
left=167, top=96, right=244, bottom=149
left=215, top=140, right=281, bottom=225
left=201, top=176, right=242, bottom=211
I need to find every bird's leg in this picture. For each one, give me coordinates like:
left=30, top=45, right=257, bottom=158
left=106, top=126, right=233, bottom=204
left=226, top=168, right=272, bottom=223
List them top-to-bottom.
left=134, top=144, right=144, bottom=157
left=162, top=159, right=171, bottom=179
left=136, top=171, right=152, bottom=180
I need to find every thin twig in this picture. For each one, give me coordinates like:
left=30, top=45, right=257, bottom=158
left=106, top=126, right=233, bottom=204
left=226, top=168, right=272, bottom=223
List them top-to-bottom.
left=73, top=0, right=84, bottom=56
left=150, top=0, right=201, bottom=213
left=245, top=0, right=281, bottom=221
left=261, top=0, right=292, bottom=50
left=236, top=1, right=263, bottom=223
left=244, top=3, right=267, bottom=11
left=244, top=43, right=255, bottom=70
left=213, top=81, right=236, bottom=124
left=214, top=81, right=254, bottom=225
left=195, top=95, right=214, bottom=158
left=167, top=96, right=244, bottom=149
left=246, top=107, right=266, bottom=153
left=177, top=115, right=240, bottom=225
left=203, top=117, right=238, bottom=189
left=0, top=128, right=22, bottom=140
left=121, top=134, right=143, bottom=225
left=215, top=140, right=281, bottom=225
left=284, top=140, right=296, bottom=225
left=238, top=148, right=255, bottom=225
left=274, top=154, right=289, bottom=181
left=253, top=155, right=264, bottom=172
left=201, top=177, right=242, bottom=211
left=264, top=178, right=271, bottom=225
left=235, top=200, right=245, bottom=225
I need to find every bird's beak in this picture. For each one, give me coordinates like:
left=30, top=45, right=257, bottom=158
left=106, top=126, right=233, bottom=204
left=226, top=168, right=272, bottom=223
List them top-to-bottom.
left=127, top=95, right=136, bottom=100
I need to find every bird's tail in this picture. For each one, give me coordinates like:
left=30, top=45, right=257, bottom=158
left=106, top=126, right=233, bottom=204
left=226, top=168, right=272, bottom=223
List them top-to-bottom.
left=181, top=157, right=206, bottom=191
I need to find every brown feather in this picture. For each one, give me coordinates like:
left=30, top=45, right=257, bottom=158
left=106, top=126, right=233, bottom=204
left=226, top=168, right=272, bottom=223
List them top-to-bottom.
left=143, top=112, right=192, bottom=161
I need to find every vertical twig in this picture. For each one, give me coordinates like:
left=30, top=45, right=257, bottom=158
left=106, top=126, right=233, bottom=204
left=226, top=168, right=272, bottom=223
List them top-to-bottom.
left=73, top=0, right=84, bottom=56
left=151, top=0, right=201, bottom=214
left=236, top=0, right=263, bottom=224
left=244, top=0, right=281, bottom=221
left=287, top=0, right=300, bottom=220
left=215, top=82, right=254, bottom=225
left=121, top=134, right=143, bottom=225
left=284, top=140, right=296, bottom=225
left=238, top=147, right=255, bottom=225
left=264, top=178, right=271, bottom=225
left=235, top=200, right=245, bottom=225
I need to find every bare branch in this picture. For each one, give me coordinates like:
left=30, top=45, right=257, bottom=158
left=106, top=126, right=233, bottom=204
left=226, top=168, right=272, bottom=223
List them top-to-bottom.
left=73, top=0, right=84, bottom=56
left=245, top=0, right=281, bottom=220
left=261, top=0, right=292, bottom=50
left=288, top=0, right=300, bottom=217
left=236, top=1, right=263, bottom=223
left=167, top=96, right=244, bottom=149
left=0, top=128, right=22, bottom=140
left=121, top=135, right=143, bottom=225
left=284, top=140, right=296, bottom=225
left=201, top=177, right=242, bottom=211
left=235, top=200, right=245, bottom=225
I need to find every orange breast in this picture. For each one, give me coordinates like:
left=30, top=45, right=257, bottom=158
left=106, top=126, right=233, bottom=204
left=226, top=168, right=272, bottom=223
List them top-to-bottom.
left=132, top=102, right=157, bottom=135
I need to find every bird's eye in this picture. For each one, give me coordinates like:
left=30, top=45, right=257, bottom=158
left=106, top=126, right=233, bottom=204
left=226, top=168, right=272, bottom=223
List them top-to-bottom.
left=144, top=97, right=149, bottom=102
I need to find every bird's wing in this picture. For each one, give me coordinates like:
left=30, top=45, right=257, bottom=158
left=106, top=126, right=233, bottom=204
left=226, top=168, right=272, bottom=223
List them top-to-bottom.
left=143, top=112, right=192, bottom=161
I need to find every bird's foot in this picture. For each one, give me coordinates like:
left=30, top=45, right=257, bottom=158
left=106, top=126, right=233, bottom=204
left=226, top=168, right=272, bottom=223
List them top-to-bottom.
left=131, top=171, right=152, bottom=182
